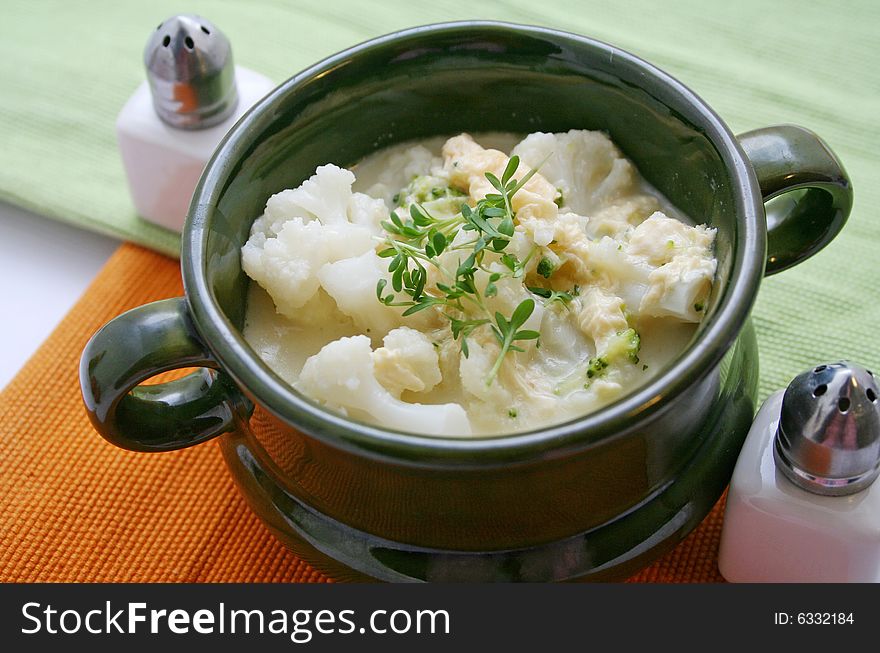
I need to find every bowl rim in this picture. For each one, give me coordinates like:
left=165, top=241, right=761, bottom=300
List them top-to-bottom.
left=183, top=20, right=765, bottom=466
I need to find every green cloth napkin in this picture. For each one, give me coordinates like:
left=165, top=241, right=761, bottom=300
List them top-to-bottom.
left=1, top=0, right=877, bottom=399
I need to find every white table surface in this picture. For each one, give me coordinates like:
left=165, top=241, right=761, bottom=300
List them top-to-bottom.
left=0, top=201, right=119, bottom=390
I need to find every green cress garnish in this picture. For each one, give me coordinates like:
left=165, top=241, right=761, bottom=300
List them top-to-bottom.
left=376, top=155, right=544, bottom=385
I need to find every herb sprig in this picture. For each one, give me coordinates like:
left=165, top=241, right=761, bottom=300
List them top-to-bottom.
left=376, top=155, right=544, bottom=384
left=527, top=286, right=574, bottom=309
left=487, top=299, right=540, bottom=383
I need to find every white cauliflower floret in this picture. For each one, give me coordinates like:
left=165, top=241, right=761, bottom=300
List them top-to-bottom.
left=512, top=130, right=636, bottom=215
left=442, top=133, right=558, bottom=221
left=362, top=145, right=442, bottom=206
left=390, top=145, right=440, bottom=182
left=242, top=163, right=392, bottom=318
left=265, top=164, right=389, bottom=235
left=265, top=164, right=354, bottom=225
left=347, top=192, right=390, bottom=236
left=587, top=195, right=661, bottom=239
left=518, top=210, right=588, bottom=250
left=524, top=211, right=593, bottom=280
left=626, top=211, right=716, bottom=266
left=551, top=212, right=591, bottom=245
left=246, top=214, right=284, bottom=240
left=516, top=216, right=556, bottom=248
left=241, top=217, right=374, bottom=318
left=507, top=229, right=534, bottom=264
left=583, top=236, right=658, bottom=313
left=588, top=236, right=651, bottom=287
left=318, top=250, right=401, bottom=338
left=639, top=255, right=716, bottom=322
left=482, top=274, right=544, bottom=339
left=577, top=287, right=629, bottom=352
left=286, top=288, right=350, bottom=329
left=536, top=308, right=591, bottom=377
left=372, top=327, right=442, bottom=397
left=458, top=331, right=558, bottom=425
left=297, top=336, right=471, bottom=436
left=459, top=339, right=513, bottom=406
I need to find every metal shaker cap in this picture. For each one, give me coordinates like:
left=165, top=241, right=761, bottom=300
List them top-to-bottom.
left=144, top=15, right=238, bottom=129
left=774, top=362, right=880, bottom=496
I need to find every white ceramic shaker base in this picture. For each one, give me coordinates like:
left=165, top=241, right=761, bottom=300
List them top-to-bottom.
left=116, top=66, right=275, bottom=232
left=718, top=390, right=880, bottom=582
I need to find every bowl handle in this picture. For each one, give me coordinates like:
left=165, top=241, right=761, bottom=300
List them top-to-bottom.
left=738, top=124, right=852, bottom=276
left=79, top=297, right=252, bottom=452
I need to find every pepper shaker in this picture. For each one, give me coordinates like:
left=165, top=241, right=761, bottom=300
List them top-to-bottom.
left=116, top=15, right=274, bottom=232
left=719, top=362, right=880, bottom=582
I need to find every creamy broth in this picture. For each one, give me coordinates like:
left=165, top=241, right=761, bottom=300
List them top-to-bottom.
left=241, top=131, right=716, bottom=436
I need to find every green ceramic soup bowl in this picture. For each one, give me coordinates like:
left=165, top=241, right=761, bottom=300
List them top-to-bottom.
left=80, top=22, right=851, bottom=581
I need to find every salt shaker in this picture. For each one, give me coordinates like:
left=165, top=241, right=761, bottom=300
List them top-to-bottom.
left=116, top=15, right=274, bottom=232
left=719, top=362, right=880, bottom=582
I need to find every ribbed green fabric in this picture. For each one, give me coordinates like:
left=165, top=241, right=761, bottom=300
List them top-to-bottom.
left=1, top=0, right=877, bottom=398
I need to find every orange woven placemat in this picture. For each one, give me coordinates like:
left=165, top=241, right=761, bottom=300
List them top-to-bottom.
left=0, top=243, right=725, bottom=583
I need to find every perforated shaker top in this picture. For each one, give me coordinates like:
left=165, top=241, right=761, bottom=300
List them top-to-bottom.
left=144, top=15, right=238, bottom=129
left=774, top=361, right=880, bottom=496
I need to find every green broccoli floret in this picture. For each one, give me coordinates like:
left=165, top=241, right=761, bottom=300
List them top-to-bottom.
left=395, top=176, right=467, bottom=217
left=402, top=176, right=468, bottom=203
left=407, top=176, right=443, bottom=203
left=536, top=256, right=557, bottom=279
left=585, top=328, right=642, bottom=387
left=605, top=328, right=641, bottom=365
left=576, top=329, right=648, bottom=394
left=586, top=356, right=609, bottom=380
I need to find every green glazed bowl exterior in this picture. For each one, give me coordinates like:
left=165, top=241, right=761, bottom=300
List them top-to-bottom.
left=82, top=21, right=853, bottom=581
left=185, top=21, right=765, bottom=581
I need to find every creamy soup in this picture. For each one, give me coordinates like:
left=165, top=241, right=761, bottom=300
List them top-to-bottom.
left=241, top=131, right=716, bottom=436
